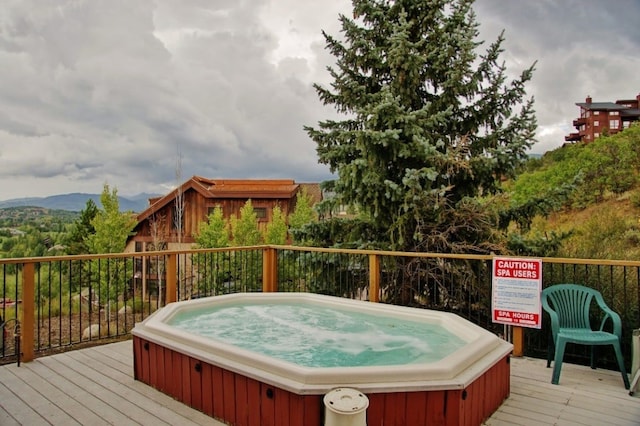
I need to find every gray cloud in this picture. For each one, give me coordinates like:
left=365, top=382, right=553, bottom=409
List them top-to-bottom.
left=0, top=0, right=637, bottom=200
left=475, top=0, right=640, bottom=152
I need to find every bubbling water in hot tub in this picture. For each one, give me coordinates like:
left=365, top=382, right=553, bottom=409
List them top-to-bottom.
left=168, top=302, right=466, bottom=368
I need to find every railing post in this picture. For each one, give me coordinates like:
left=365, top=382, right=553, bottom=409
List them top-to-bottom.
left=142, top=247, right=148, bottom=303
left=263, top=247, right=278, bottom=292
left=166, top=253, right=177, bottom=304
left=369, top=254, right=380, bottom=303
left=21, top=262, right=35, bottom=362
left=512, top=326, right=524, bottom=357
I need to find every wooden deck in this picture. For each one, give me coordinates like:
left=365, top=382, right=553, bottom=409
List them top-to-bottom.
left=0, top=340, right=638, bottom=426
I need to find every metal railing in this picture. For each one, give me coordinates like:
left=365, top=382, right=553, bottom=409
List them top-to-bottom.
left=0, top=246, right=638, bottom=371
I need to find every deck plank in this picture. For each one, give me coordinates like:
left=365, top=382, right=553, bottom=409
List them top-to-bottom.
left=0, top=340, right=638, bottom=426
left=66, top=346, right=215, bottom=426
left=36, top=354, right=149, bottom=425
left=485, top=356, right=640, bottom=426
left=23, top=360, right=115, bottom=426
left=1, top=361, right=90, bottom=426
left=0, top=378, right=50, bottom=426
left=0, top=404, right=20, bottom=426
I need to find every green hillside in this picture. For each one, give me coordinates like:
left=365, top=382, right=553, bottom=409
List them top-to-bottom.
left=507, top=124, right=640, bottom=260
left=0, top=206, right=79, bottom=227
left=0, top=207, right=79, bottom=258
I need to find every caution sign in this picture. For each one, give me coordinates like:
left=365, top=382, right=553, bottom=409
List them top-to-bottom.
left=491, top=257, right=542, bottom=328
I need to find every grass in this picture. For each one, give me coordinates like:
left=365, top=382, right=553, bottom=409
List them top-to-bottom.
left=529, top=189, right=640, bottom=260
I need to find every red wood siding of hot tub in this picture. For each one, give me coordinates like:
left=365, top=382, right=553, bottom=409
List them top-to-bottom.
left=133, top=336, right=510, bottom=426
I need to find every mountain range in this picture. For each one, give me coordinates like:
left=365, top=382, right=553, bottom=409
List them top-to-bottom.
left=0, top=193, right=159, bottom=213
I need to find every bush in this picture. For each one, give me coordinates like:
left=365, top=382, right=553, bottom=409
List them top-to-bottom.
left=630, top=190, right=640, bottom=208
left=559, top=206, right=636, bottom=259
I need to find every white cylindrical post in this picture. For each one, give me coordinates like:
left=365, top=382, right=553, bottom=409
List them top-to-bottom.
left=629, top=329, right=639, bottom=395
left=323, top=387, right=369, bottom=426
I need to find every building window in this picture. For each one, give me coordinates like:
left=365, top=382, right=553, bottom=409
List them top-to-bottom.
left=593, top=111, right=600, bottom=115
left=610, top=111, right=619, bottom=116
left=610, top=119, right=619, bottom=130
left=593, top=120, right=599, bottom=127
left=624, top=121, right=631, bottom=129
left=594, top=133, right=600, bottom=138
left=255, top=207, right=267, bottom=220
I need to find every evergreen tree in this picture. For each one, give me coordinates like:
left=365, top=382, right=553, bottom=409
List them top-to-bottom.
left=305, top=0, right=536, bottom=251
left=63, top=199, right=99, bottom=292
left=64, top=199, right=98, bottom=255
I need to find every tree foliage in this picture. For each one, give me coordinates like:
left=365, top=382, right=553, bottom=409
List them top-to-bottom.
left=305, top=0, right=536, bottom=251
left=505, top=124, right=640, bottom=259
left=510, top=124, right=640, bottom=210
left=85, top=184, right=137, bottom=307
left=86, top=185, right=136, bottom=254
left=288, top=187, right=319, bottom=245
left=288, top=188, right=317, bottom=230
left=64, top=200, right=98, bottom=255
left=230, top=200, right=262, bottom=246
left=264, top=205, right=288, bottom=245
left=195, top=206, right=231, bottom=248
left=293, top=216, right=385, bottom=249
left=1, top=227, right=48, bottom=258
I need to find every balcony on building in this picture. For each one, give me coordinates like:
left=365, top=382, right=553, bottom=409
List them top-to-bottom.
left=572, top=117, right=587, bottom=127
left=565, top=132, right=582, bottom=142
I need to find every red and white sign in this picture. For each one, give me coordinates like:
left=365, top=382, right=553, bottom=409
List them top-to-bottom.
left=492, top=257, right=542, bottom=328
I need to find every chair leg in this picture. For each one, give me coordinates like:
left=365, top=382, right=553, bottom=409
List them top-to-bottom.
left=547, top=337, right=555, bottom=368
left=551, top=338, right=567, bottom=385
left=612, top=341, right=630, bottom=390
left=590, top=345, right=596, bottom=369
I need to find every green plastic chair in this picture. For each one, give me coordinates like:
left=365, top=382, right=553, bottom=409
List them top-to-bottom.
left=542, top=284, right=630, bottom=389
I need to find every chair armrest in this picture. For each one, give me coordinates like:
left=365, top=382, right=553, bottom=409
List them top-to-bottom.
left=595, top=292, right=623, bottom=337
left=541, top=293, right=560, bottom=337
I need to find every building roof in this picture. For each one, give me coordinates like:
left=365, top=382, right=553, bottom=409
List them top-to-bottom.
left=616, top=99, right=638, bottom=105
left=575, top=102, right=628, bottom=111
left=621, top=108, right=640, bottom=118
left=135, top=176, right=312, bottom=222
left=203, top=178, right=299, bottom=199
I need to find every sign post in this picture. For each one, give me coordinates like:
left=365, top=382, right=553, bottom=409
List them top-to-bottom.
left=492, top=257, right=543, bottom=356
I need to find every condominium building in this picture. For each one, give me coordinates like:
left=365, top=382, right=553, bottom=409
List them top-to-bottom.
left=565, top=94, right=640, bottom=143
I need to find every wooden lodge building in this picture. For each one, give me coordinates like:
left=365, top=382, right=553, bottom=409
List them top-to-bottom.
left=565, top=93, right=640, bottom=143
left=125, top=176, right=321, bottom=253
left=124, top=177, right=321, bottom=300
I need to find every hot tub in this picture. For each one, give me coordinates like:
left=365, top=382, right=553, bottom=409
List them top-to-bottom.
left=133, top=293, right=512, bottom=426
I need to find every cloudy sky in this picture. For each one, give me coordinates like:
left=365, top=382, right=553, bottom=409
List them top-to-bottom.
left=1, top=0, right=639, bottom=200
